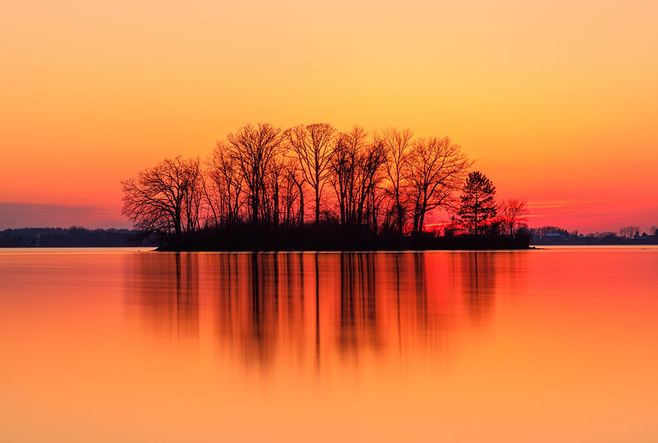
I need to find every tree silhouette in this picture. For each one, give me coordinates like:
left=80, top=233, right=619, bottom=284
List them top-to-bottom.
left=119, top=122, right=534, bottom=250
left=226, top=123, right=283, bottom=227
left=284, top=123, right=336, bottom=225
left=330, top=127, right=386, bottom=227
left=381, top=128, right=413, bottom=234
left=331, top=129, right=360, bottom=225
left=405, top=137, right=471, bottom=234
left=206, top=142, right=245, bottom=228
left=263, top=154, right=288, bottom=228
left=121, top=156, right=203, bottom=246
left=283, top=157, right=306, bottom=226
left=458, top=171, right=497, bottom=236
left=499, top=198, right=528, bottom=236
left=619, top=226, right=639, bottom=239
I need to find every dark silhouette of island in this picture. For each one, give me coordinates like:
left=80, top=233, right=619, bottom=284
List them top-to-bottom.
left=10, top=123, right=653, bottom=251
left=120, top=123, right=532, bottom=251
left=531, top=226, right=658, bottom=245
left=0, top=227, right=157, bottom=248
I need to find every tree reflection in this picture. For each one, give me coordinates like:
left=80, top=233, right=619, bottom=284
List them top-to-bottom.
left=125, top=252, right=503, bottom=372
left=461, top=252, right=496, bottom=323
left=125, top=253, right=199, bottom=338
left=337, top=253, right=379, bottom=358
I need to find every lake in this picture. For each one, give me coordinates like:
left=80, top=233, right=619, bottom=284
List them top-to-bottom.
left=1, top=247, right=657, bottom=442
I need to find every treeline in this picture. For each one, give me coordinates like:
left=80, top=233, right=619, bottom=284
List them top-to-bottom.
left=122, top=123, right=530, bottom=250
left=531, top=226, right=658, bottom=245
left=0, top=227, right=157, bottom=248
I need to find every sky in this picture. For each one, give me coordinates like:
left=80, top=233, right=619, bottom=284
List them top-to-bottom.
left=1, top=0, right=657, bottom=233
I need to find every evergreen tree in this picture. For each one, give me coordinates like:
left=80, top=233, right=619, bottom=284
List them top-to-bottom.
left=458, top=171, right=497, bottom=236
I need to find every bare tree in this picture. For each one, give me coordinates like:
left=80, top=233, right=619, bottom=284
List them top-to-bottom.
left=226, top=123, right=283, bottom=227
left=284, top=123, right=336, bottom=225
left=329, top=127, right=386, bottom=228
left=381, top=128, right=413, bottom=234
left=330, top=129, right=362, bottom=225
left=356, top=133, right=387, bottom=227
left=406, top=137, right=471, bottom=234
left=206, top=141, right=245, bottom=228
left=263, top=154, right=287, bottom=228
left=121, top=156, right=203, bottom=246
left=283, top=157, right=306, bottom=226
left=183, top=158, right=204, bottom=234
left=280, top=158, right=302, bottom=227
left=499, top=198, right=529, bottom=236
left=650, top=225, right=658, bottom=237
left=619, top=226, right=640, bottom=239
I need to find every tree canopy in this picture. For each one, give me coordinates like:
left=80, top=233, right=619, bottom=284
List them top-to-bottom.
left=120, top=122, right=531, bottom=249
left=121, top=156, right=202, bottom=247
left=458, top=171, right=497, bottom=236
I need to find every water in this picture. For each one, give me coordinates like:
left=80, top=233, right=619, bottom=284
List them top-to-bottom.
left=1, top=247, right=657, bottom=442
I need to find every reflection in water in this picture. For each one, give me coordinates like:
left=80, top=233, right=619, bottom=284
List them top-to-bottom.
left=5, top=248, right=658, bottom=442
left=125, top=251, right=499, bottom=371
left=462, top=252, right=496, bottom=323
left=125, top=253, right=200, bottom=339
left=338, top=253, right=378, bottom=357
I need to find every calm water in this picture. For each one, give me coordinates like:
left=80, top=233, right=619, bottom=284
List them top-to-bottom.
left=1, top=247, right=658, bottom=442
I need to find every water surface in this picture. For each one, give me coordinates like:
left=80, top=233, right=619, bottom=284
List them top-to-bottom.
left=1, top=247, right=657, bottom=442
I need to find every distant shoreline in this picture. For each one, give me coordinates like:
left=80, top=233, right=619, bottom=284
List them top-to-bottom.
left=4, top=226, right=657, bottom=250
left=0, top=227, right=156, bottom=248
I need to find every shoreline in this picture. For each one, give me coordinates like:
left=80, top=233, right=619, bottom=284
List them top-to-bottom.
left=156, top=232, right=532, bottom=252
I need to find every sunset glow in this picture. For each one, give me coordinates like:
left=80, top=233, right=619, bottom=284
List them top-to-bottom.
left=1, top=0, right=657, bottom=232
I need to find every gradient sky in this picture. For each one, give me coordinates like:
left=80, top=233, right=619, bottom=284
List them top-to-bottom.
left=1, top=0, right=657, bottom=233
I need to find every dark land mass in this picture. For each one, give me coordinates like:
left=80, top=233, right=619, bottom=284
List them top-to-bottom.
left=6, top=225, right=656, bottom=250
left=157, top=225, right=532, bottom=251
left=0, top=227, right=157, bottom=248
left=530, top=227, right=658, bottom=246
left=532, top=236, right=658, bottom=246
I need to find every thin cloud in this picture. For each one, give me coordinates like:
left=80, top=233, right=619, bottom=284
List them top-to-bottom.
left=528, top=200, right=617, bottom=210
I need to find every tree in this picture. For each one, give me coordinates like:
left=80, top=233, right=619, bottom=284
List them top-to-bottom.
left=226, top=123, right=283, bottom=227
left=284, top=123, right=336, bottom=225
left=330, top=127, right=386, bottom=227
left=381, top=128, right=413, bottom=234
left=330, top=130, right=359, bottom=225
left=358, top=136, right=387, bottom=229
left=405, top=137, right=471, bottom=234
left=206, top=142, right=245, bottom=228
left=263, top=154, right=287, bottom=228
left=121, top=156, right=203, bottom=246
left=283, top=157, right=306, bottom=226
left=280, top=158, right=303, bottom=227
left=183, top=159, right=204, bottom=234
left=458, top=171, right=498, bottom=236
left=499, top=198, right=529, bottom=236
left=650, top=225, right=658, bottom=237
left=619, top=226, right=639, bottom=239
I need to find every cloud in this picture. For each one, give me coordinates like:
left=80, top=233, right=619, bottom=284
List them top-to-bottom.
left=526, top=199, right=658, bottom=233
left=527, top=200, right=617, bottom=210
left=0, top=203, right=131, bottom=230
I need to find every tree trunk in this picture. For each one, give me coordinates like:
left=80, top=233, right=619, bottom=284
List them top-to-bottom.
left=298, top=185, right=304, bottom=226
left=252, top=197, right=259, bottom=227
left=396, top=197, right=404, bottom=235
left=418, top=206, right=426, bottom=234
left=174, top=209, right=182, bottom=246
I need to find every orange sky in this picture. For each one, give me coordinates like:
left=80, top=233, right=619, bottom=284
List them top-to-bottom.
left=1, top=0, right=657, bottom=232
